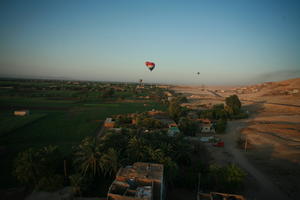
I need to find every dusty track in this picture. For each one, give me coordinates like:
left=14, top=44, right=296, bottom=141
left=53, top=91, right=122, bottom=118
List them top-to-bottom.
left=240, top=99, right=300, bottom=108
left=221, top=120, right=292, bottom=200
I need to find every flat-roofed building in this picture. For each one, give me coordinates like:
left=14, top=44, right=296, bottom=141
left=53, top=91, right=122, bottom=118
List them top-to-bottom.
left=14, top=110, right=29, bottom=116
left=104, top=118, right=115, bottom=128
left=196, top=119, right=215, bottom=133
left=107, top=162, right=164, bottom=200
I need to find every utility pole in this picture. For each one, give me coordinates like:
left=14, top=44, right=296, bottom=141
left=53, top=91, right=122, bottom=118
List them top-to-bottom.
left=244, top=136, right=248, bottom=152
left=64, top=159, right=67, bottom=177
left=197, top=173, right=201, bottom=195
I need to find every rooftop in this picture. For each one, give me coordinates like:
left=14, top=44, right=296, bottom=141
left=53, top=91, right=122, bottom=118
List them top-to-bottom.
left=105, top=118, right=114, bottom=123
left=196, top=118, right=212, bottom=124
left=108, top=162, right=164, bottom=200
left=116, top=162, right=163, bottom=182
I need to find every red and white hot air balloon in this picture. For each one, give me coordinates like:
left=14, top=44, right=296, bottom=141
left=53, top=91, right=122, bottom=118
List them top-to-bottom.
left=145, top=61, right=155, bottom=71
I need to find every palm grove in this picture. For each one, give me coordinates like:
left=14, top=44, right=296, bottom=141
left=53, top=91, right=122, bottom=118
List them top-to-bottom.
left=13, top=94, right=246, bottom=196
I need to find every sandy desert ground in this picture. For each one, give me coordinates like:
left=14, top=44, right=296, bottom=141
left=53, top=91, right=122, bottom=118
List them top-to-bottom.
left=172, top=78, right=300, bottom=199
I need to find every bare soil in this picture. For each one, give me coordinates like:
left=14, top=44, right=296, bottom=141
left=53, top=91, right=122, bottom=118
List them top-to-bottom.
left=172, top=78, right=300, bottom=200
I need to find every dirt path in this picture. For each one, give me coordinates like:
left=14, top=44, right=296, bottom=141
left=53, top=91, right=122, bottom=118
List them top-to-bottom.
left=207, top=89, right=224, bottom=98
left=240, top=99, right=300, bottom=108
left=221, top=120, right=292, bottom=200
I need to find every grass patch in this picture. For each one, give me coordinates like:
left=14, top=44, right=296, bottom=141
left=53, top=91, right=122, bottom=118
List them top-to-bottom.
left=0, top=96, right=77, bottom=109
left=0, top=101, right=166, bottom=189
left=84, top=103, right=120, bottom=107
left=0, top=113, right=47, bottom=136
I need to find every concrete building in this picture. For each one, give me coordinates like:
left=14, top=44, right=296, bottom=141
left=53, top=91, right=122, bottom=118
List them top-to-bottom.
left=156, top=85, right=169, bottom=89
left=163, top=91, right=172, bottom=97
left=167, top=97, right=173, bottom=101
left=14, top=110, right=29, bottom=116
left=147, top=110, right=165, bottom=116
left=104, top=118, right=116, bottom=128
left=197, top=119, right=215, bottom=133
left=167, top=123, right=180, bottom=137
left=201, top=124, right=215, bottom=133
left=167, top=126, right=180, bottom=137
left=107, top=162, right=164, bottom=200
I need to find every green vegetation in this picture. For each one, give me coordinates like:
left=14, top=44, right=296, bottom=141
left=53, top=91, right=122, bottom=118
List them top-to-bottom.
left=0, top=79, right=167, bottom=189
left=1, top=79, right=247, bottom=196
left=225, top=95, right=241, bottom=115
left=225, top=95, right=248, bottom=119
left=168, top=98, right=185, bottom=122
left=0, top=113, right=46, bottom=136
left=136, top=114, right=164, bottom=129
left=178, top=117, right=198, bottom=136
left=215, top=119, right=227, bottom=133
left=12, top=129, right=191, bottom=196
left=13, top=145, right=63, bottom=191
left=205, top=164, right=246, bottom=192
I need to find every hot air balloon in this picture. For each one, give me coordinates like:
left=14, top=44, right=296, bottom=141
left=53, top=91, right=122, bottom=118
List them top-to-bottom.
left=145, top=61, right=155, bottom=71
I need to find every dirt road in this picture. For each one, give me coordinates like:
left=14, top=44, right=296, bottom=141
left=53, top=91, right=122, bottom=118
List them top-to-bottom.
left=240, top=99, right=300, bottom=108
left=221, top=120, right=292, bottom=200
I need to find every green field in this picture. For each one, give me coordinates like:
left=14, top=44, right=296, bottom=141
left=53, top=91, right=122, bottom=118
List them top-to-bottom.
left=0, top=80, right=167, bottom=188
left=0, top=113, right=47, bottom=136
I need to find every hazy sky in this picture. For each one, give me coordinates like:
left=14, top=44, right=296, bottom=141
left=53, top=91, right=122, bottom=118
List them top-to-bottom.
left=0, top=0, right=299, bottom=85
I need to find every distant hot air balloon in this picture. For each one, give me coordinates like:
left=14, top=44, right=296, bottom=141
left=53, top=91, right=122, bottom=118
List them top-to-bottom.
left=145, top=61, right=155, bottom=71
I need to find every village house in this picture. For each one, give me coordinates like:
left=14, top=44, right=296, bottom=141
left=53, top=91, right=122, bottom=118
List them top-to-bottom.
left=136, top=85, right=145, bottom=89
left=156, top=85, right=169, bottom=89
left=111, top=86, right=125, bottom=91
left=163, top=91, right=172, bottom=97
left=167, top=96, right=173, bottom=101
left=148, top=109, right=165, bottom=116
left=14, top=110, right=29, bottom=116
left=104, top=118, right=116, bottom=128
left=132, top=118, right=137, bottom=125
left=196, top=119, right=215, bottom=134
left=167, top=126, right=180, bottom=137
left=107, top=162, right=164, bottom=200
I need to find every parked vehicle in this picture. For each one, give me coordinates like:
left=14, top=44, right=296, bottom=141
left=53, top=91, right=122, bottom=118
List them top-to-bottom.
left=213, top=141, right=224, bottom=147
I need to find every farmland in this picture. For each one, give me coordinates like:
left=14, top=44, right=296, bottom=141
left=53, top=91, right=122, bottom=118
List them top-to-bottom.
left=0, top=79, right=167, bottom=188
left=0, top=113, right=46, bottom=137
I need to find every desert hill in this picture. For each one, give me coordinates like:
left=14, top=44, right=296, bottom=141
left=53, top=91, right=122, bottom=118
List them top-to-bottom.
left=232, top=78, right=300, bottom=106
left=235, top=78, right=300, bottom=96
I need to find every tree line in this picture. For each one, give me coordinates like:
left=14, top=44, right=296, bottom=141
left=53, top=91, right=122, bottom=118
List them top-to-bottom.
left=168, top=94, right=248, bottom=136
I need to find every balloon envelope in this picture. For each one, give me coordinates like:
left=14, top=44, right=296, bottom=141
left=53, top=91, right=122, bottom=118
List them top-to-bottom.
left=145, top=61, right=155, bottom=71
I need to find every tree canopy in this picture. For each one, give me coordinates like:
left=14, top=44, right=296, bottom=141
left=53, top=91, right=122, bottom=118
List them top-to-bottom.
left=225, top=95, right=241, bottom=115
left=13, top=145, right=63, bottom=191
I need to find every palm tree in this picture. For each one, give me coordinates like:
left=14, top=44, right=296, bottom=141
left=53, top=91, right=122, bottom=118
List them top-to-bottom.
left=101, top=131, right=129, bottom=153
left=126, top=136, right=147, bottom=162
left=73, top=137, right=102, bottom=176
left=14, top=145, right=64, bottom=190
left=39, top=145, right=61, bottom=174
left=146, top=147, right=165, bottom=163
left=13, top=148, right=43, bottom=186
left=100, top=148, right=120, bottom=176
left=161, top=156, right=179, bottom=183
